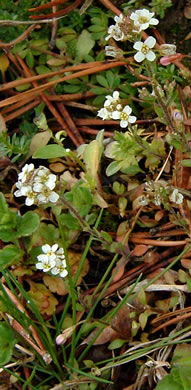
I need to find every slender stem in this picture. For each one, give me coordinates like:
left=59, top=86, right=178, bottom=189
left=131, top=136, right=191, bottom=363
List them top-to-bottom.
left=146, top=62, right=177, bottom=133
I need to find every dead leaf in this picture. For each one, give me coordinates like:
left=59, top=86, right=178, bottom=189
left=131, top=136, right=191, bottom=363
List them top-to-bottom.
left=184, top=6, right=191, bottom=19
left=0, top=54, right=9, bottom=74
left=0, top=114, right=6, bottom=133
left=27, top=130, right=51, bottom=158
left=49, top=162, right=66, bottom=173
left=155, top=209, right=165, bottom=221
left=132, top=245, right=149, bottom=257
left=44, top=251, right=89, bottom=295
left=181, top=258, right=191, bottom=270
left=27, top=281, right=58, bottom=315
left=56, top=320, right=85, bottom=345
left=82, top=326, right=118, bottom=345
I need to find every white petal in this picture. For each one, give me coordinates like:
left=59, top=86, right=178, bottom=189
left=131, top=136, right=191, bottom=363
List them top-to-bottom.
left=130, top=12, right=136, bottom=21
left=150, top=18, right=159, bottom=25
left=139, top=22, right=149, bottom=30
left=145, top=36, right=156, bottom=48
left=133, top=41, right=143, bottom=51
left=146, top=51, right=156, bottom=62
left=134, top=52, right=145, bottom=62
left=113, top=91, right=119, bottom=100
left=123, top=105, right=132, bottom=115
left=112, top=111, right=121, bottom=120
left=129, top=115, right=137, bottom=123
left=120, top=120, right=128, bottom=128
left=33, top=183, right=43, bottom=192
left=14, top=190, right=22, bottom=197
left=48, top=192, right=59, bottom=203
left=37, top=193, right=46, bottom=203
left=25, top=197, right=35, bottom=206
left=42, top=244, right=51, bottom=253
left=52, top=244, right=58, bottom=252
left=57, top=248, right=64, bottom=256
left=37, top=254, right=49, bottom=262
left=36, top=263, right=44, bottom=270
left=51, top=267, right=60, bottom=275
left=60, top=269, right=68, bottom=278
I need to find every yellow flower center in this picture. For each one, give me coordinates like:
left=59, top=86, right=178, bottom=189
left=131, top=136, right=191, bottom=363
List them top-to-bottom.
left=138, top=16, right=149, bottom=24
left=141, top=44, right=150, bottom=54
left=120, top=112, right=128, bottom=120
left=44, top=262, right=50, bottom=269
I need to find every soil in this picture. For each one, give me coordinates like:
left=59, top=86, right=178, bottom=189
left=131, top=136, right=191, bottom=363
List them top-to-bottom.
left=158, top=0, right=191, bottom=54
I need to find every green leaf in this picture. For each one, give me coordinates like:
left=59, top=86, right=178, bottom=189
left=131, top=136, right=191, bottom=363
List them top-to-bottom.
left=76, top=30, right=95, bottom=61
left=26, top=50, right=35, bottom=69
left=36, top=65, right=51, bottom=75
left=96, top=75, right=109, bottom=88
left=63, top=84, right=82, bottom=93
left=90, top=87, right=107, bottom=95
left=83, top=140, right=99, bottom=179
left=33, top=144, right=68, bottom=159
left=181, top=160, right=191, bottom=167
left=106, top=161, right=121, bottom=176
left=0, top=192, right=8, bottom=213
left=17, top=212, right=40, bottom=237
left=59, top=214, right=81, bottom=230
left=0, top=245, right=24, bottom=268
left=0, top=322, right=15, bottom=365
left=108, top=339, right=126, bottom=350
left=155, top=374, right=182, bottom=390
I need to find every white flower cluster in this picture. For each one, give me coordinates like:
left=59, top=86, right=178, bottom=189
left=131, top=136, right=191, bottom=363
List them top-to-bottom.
left=105, top=9, right=159, bottom=63
left=130, top=9, right=159, bottom=33
left=106, top=14, right=125, bottom=41
left=97, top=91, right=136, bottom=128
left=14, top=163, right=59, bottom=206
left=143, top=181, right=184, bottom=207
left=36, top=244, right=68, bottom=278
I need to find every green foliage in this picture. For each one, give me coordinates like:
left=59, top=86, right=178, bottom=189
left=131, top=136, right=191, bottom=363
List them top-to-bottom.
left=149, top=0, right=172, bottom=18
left=87, top=6, right=109, bottom=40
left=0, top=131, right=31, bottom=162
left=33, top=144, right=69, bottom=159
left=0, top=193, right=40, bottom=243
left=0, top=322, right=15, bottom=365
left=156, top=344, right=191, bottom=390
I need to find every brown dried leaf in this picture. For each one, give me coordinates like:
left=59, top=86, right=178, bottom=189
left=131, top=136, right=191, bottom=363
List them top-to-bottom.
left=184, top=6, right=191, bottom=19
left=0, top=54, right=9, bottom=74
left=0, top=114, right=6, bottom=133
left=27, top=130, right=51, bottom=158
left=49, top=162, right=66, bottom=173
left=155, top=209, right=165, bottom=221
left=132, top=245, right=148, bottom=257
left=44, top=251, right=89, bottom=295
left=181, top=258, right=191, bottom=270
left=27, top=281, right=58, bottom=315
left=83, top=326, right=118, bottom=345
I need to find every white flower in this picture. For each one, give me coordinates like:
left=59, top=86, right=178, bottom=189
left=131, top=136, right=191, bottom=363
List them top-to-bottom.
left=130, top=9, right=159, bottom=32
left=114, top=13, right=124, bottom=25
left=105, top=24, right=124, bottom=41
left=133, top=36, right=156, bottom=62
left=160, top=44, right=176, bottom=56
left=105, top=45, right=122, bottom=58
left=104, top=91, right=120, bottom=108
left=111, top=105, right=136, bottom=128
left=97, top=107, right=111, bottom=120
left=18, top=163, right=34, bottom=183
left=34, top=167, right=56, bottom=190
left=37, top=188, right=59, bottom=204
left=169, top=189, right=184, bottom=205
left=153, top=193, right=162, bottom=206
left=42, top=243, right=59, bottom=256
left=36, top=257, right=56, bottom=272
left=51, top=259, right=68, bottom=278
